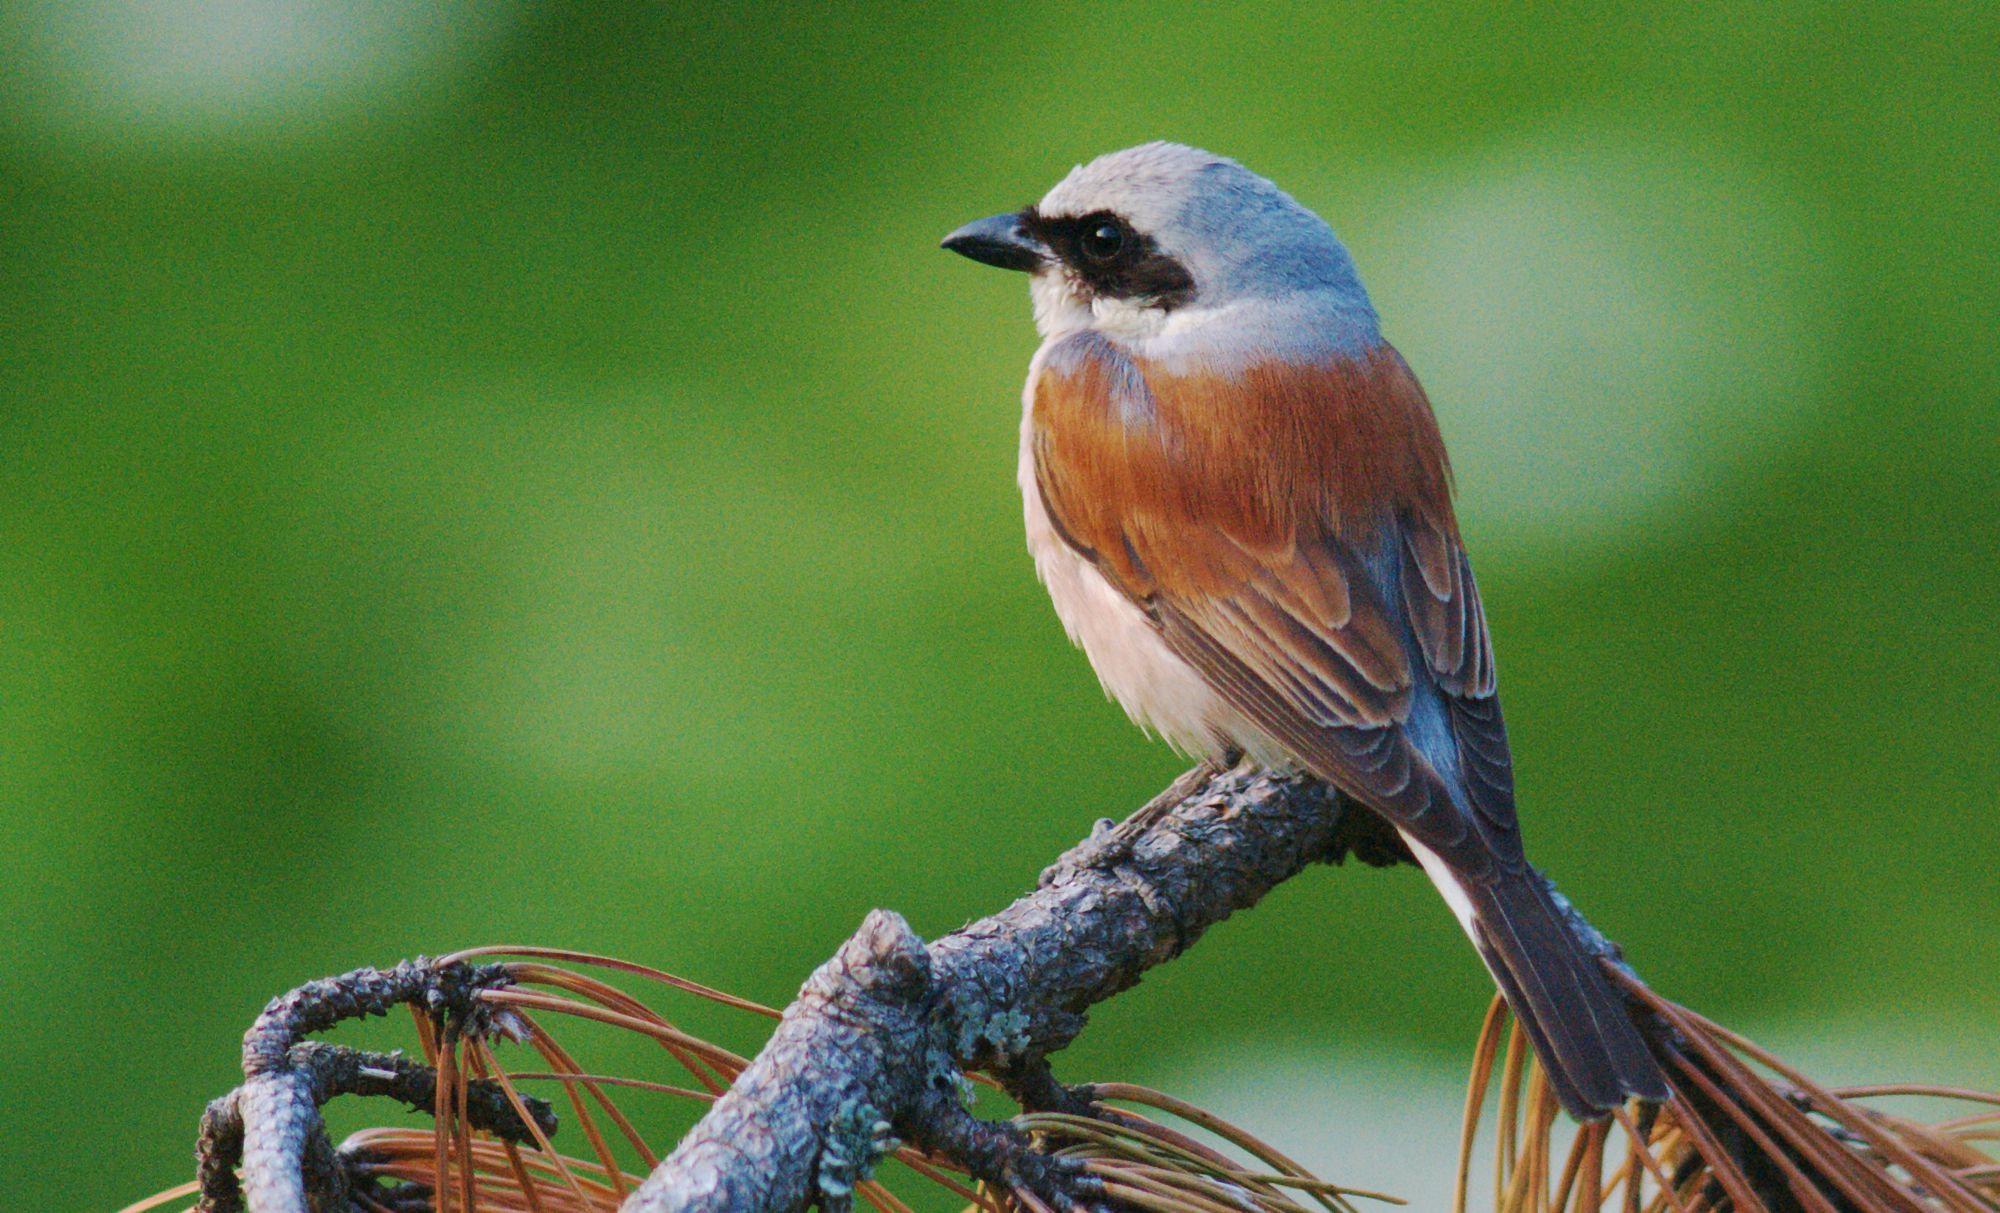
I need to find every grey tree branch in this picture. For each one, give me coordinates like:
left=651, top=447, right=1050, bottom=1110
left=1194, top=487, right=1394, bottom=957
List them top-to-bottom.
left=183, top=759, right=1939, bottom=1213
left=196, top=762, right=1507, bottom=1213
left=625, top=763, right=1411, bottom=1213
left=199, top=959, right=553, bottom=1213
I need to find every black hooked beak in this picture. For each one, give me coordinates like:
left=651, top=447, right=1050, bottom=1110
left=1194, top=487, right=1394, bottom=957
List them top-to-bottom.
left=940, top=211, right=1049, bottom=272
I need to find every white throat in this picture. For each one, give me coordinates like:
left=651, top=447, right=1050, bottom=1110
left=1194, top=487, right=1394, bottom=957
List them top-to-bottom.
left=1027, top=272, right=1383, bottom=374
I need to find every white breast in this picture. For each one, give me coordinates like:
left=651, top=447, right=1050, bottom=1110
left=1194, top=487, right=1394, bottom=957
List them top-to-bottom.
left=1017, top=378, right=1274, bottom=764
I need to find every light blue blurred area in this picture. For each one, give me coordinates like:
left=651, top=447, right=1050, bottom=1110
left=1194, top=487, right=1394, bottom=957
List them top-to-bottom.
left=0, top=5, right=1995, bottom=1209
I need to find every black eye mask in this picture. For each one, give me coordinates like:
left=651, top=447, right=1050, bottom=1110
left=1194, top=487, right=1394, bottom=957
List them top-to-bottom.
left=1023, top=208, right=1197, bottom=311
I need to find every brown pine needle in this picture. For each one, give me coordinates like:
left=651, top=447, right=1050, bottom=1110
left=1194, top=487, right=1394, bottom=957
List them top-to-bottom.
left=441, top=945, right=782, bottom=1019
left=496, top=966, right=738, bottom=1093
left=478, top=988, right=749, bottom=1071
left=1458, top=994, right=1512, bottom=1213
left=411, top=1002, right=440, bottom=1063
left=1499, top=1020, right=1531, bottom=1203
left=521, top=1025, right=667, bottom=1168
left=434, top=1031, right=458, bottom=1213
left=486, top=1033, right=628, bottom=1201
left=457, top=1037, right=480, bottom=1213
left=471, top=1038, right=598, bottom=1213
left=504, top=1069, right=718, bottom=1103
left=1090, top=1083, right=1355, bottom=1210
left=1835, top=1085, right=2000, bottom=1105
left=1653, top=1089, right=1763, bottom=1213
left=1546, top=1106, right=1581, bottom=1213
left=1610, top=1106, right=1693, bottom=1213
left=1095, top=1109, right=1253, bottom=1178
left=1573, top=1123, right=1604, bottom=1213
left=345, top=1128, right=639, bottom=1210
left=500, top=1139, right=552, bottom=1213
left=894, top=1150, right=995, bottom=1207
left=1091, top=1164, right=1255, bottom=1213
left=855, top=1177, right=913, bottom=1213
left=112, top=1180, right=200, bottom=1213
left=1008, top=1180, right=1062, bottom=1213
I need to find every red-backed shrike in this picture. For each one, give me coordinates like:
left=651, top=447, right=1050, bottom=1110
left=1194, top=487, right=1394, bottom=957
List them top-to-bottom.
left=943, top=142, right=1666, bottom=1120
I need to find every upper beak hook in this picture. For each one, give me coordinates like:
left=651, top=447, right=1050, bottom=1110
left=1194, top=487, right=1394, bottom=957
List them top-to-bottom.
left=941, top=211, right=1049, bottom=272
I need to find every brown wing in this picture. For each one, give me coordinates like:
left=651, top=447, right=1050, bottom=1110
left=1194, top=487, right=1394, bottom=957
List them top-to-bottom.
left=1030, top=334, right=1520, bottom=872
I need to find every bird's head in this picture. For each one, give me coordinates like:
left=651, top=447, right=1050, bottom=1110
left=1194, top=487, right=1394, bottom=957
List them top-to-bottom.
left=943, top=142, right=1380, bottom=362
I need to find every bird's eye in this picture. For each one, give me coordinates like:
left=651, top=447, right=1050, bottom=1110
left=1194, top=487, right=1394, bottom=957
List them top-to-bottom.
left=1079, top=220, right=1125, bottom=261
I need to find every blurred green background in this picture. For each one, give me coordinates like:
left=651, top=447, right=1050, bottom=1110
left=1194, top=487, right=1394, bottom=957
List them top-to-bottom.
left=2, top=4, right=1995, bottom=1209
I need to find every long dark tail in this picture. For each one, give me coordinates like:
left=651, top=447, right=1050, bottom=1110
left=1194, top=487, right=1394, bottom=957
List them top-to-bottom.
left=1459, top=869, right=1669, bottom=1121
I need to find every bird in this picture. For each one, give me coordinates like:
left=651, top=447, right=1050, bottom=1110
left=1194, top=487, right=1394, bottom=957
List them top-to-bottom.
left=940, top=142, right=1668, bottom=1121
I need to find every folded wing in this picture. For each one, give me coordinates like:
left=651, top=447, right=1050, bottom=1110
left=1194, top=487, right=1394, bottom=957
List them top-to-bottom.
left=1029, top=334, right=1518, bottom=872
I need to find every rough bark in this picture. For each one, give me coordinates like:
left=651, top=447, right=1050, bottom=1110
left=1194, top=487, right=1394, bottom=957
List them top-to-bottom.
left=195, top=762, right=1459, bottom=1213
left=624, top=763, right=1409, bottom=1213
